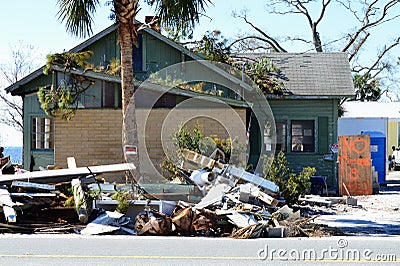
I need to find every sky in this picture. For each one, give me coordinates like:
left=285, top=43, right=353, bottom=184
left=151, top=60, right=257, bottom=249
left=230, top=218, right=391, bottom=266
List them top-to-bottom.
left=1, top=1, right=399, bottom=147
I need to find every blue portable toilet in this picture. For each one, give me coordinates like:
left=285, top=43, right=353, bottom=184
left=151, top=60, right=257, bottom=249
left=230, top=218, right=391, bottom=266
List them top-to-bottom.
left=362, top=131, right=386, bottom=185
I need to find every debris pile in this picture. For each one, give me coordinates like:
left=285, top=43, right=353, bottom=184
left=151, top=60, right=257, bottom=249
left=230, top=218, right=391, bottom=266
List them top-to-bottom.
left=0, top=152, right=335, bottom=238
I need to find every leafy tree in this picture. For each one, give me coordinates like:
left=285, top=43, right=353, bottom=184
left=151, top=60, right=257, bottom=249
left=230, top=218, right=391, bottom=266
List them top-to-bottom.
left=55, top=0, right=212, bottom=180
left=230, top=0, right=400, bottom=101
left=191, top=30, right=232, bottom=63
left=188, top=31, right=285, bottom=95
left=38, top=51, right=95, bottom=120
left=353, top=74, right=381, bottom=102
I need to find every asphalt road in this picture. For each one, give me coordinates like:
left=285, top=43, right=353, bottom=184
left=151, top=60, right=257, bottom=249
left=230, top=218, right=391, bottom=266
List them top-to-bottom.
left=0, top=234, right=399, bottom=265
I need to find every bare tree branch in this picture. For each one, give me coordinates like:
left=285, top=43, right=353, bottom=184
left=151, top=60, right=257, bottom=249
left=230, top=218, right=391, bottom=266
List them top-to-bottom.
left=341, top=0, right=400, bottom=53
left=233, top=11, right=287, bottom=52
left=348, top=32, right=371, bottom=61
left=227, top=35, right=278, bottom=52
left=365, top=37, right=400, bottom=77
left=0, top=41, right=41, bottom=132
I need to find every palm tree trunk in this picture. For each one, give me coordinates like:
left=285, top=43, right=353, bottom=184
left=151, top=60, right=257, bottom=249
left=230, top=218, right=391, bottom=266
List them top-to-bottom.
left=118, top=22, right=140, bottom=182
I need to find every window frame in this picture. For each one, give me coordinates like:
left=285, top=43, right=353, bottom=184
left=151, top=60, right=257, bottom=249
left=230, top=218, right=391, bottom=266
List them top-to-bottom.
left=31, top=117, right=54, bottom=150
left=290, top=120, right=315, bottom=153
left=275, top=121, right=287, bottom=152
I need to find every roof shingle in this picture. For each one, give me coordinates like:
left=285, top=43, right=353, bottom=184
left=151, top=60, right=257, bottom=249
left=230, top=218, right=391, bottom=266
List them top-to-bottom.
left=236, top=52, right=355, bottom=97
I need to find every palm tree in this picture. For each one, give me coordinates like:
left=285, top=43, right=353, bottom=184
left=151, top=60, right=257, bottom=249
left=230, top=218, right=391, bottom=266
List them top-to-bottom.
left=56, top=0, right=211, bottom=181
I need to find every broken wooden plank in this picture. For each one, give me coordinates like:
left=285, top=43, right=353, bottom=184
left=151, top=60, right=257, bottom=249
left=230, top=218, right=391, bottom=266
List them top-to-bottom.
left=181, top=149, right=225, bottom=169
left=0, top=163, right=135, bottom=184
left=72, top=178, right=89, bottom=224
left=11, top=181, right=55, bottom=191
left=239, top=183, right=278, bottom=206
left=255, top=190, right=278, bottom=206
left=10, top=193, right=56, bottom=197
left=298, top=196, right=332, bottom=206
left=0, top=222, right=33, bottom=232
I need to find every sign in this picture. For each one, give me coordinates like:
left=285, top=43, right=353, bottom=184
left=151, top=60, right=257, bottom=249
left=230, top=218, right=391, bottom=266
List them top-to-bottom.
left=338, top=135, right=372, bottom=196
left=330, top=143, right=339, bottom=154
left=124, top=145, right=137, bottom=155
left=370, top=145, right=378, bottom=153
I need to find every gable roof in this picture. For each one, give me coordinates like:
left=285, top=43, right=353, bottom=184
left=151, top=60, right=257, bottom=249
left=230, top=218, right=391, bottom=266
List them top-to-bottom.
left=5, top=23, right=205, bottom=96
left=5, top=24, right=355, bottom=100
left=235, top=52, right=355, bottom=98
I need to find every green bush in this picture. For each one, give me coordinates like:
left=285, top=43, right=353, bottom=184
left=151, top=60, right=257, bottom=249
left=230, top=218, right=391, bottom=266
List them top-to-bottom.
left=263, top=151, right=315, bottom=204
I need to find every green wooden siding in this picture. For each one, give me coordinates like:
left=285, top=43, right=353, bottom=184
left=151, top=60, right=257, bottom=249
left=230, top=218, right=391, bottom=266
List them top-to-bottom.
left=84, top=30, right=119, bottom=67
left=144, top=34, right=182, bottom=73
left=23, top=94, right=54, bottom=170
left=266, top=99, right=338, bottom=188
left=318, top=116, right=329, bottom=154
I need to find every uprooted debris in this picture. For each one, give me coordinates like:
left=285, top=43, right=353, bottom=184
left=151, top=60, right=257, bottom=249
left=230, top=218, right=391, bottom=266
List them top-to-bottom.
left=0, top=153, right=341, bottom=237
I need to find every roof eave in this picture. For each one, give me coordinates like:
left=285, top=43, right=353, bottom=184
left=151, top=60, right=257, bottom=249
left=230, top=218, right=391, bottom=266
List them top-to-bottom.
left=51, top=66, right=249, bottom=108
left=5, top=67, right=45, bottom=96
left=266, top=94, right=355, bottom=100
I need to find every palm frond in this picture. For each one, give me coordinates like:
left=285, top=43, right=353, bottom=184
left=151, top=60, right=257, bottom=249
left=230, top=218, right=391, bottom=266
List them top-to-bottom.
left=57, top=0, right=100, bottom=38
left=149, top=0, right=212, bottom=35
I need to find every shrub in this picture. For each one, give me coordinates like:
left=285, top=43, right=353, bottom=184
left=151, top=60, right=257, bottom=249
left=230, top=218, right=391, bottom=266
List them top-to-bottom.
left=263, top=151, right=315, bottom=204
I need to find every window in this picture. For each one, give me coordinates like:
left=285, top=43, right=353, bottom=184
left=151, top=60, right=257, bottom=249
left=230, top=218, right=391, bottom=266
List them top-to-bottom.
left=133, top=34, right=143, bottom=72
left=102, top=81, right=121, bottom=108
left=32, top=117, right=54, bottom=149
left=291, top=120, right=315, bottom=152
left=263, top=121, right=273, bottom=152
left=276, top=121, right=287, bottom=152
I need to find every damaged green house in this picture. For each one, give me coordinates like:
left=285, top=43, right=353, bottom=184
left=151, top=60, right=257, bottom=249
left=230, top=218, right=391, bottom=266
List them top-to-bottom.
left=4, top=23, right=354, bottom=188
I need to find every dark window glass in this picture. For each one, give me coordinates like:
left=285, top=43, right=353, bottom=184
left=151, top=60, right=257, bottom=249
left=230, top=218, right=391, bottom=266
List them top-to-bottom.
left=133, top=34, right=143, bottom=72
left=103, top=81, right=115, bottom=107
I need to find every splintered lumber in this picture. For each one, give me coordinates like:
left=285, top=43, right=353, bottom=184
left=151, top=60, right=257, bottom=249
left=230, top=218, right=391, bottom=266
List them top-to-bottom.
left=181, top=149, right=225, bottom=169
left=181, top=149, right=279, bottom=194
left=0, top=156, right=10, bottom=168
left=0, top=163, right=136, bottom=184
left=72, top=178, right=89, bottom=224
left=239, top=183, right=278, bottom=206
left=256, top=190, right=278, bottom=206
left=298, top=195, right=333, bottom=206
left=0, top=222, right=33, bottom=233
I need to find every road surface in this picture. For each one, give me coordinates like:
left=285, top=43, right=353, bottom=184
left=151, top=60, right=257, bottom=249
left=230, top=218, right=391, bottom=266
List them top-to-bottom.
left=0, top=234, right=398, bottom=265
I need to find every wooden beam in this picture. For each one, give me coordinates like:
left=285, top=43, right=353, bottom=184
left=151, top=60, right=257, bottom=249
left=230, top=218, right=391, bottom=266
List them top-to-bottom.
left=0, top=163, right=135, bottom=184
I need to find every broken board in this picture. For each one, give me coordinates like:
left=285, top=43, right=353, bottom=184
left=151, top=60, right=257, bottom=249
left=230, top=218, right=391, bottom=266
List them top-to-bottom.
left=0, top=163, right=135, bottom=184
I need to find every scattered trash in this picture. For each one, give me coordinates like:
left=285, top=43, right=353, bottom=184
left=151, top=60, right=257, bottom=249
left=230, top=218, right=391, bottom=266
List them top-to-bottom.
left=0, top=152, right=346, bottom=238
left=79, top=211, right=136, bottom=235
